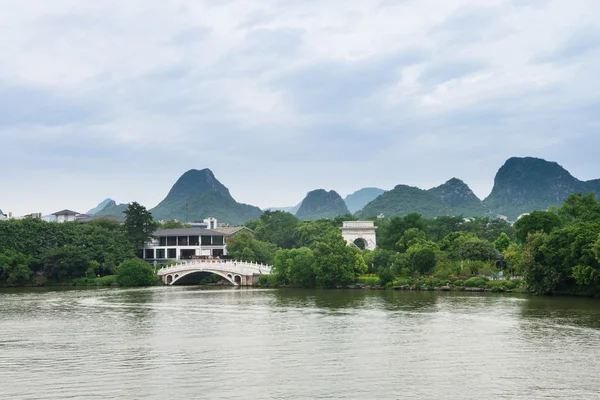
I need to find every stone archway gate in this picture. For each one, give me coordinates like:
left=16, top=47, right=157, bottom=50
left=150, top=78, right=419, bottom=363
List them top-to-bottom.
left=340, top=221, right=377, bottom=251
left=156, top=260, right=271, bottom=286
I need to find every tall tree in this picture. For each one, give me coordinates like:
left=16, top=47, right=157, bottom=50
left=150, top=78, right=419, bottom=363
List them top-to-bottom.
left=124, top=202, right=158, bottom=251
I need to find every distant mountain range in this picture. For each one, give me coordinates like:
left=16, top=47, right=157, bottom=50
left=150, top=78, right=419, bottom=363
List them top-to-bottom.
left=84, top=157, right=600, bottom=225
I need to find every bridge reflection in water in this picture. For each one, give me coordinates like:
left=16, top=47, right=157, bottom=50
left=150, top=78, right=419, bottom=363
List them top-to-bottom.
left=156, top=260, right=272, bottom=286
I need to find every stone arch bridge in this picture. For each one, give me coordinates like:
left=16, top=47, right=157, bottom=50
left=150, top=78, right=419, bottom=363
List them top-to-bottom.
left=156, top=260, right=272, bottom=286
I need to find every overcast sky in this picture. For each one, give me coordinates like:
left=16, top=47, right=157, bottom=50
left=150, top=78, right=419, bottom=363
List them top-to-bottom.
left=1, top=0, right=599, bottom=216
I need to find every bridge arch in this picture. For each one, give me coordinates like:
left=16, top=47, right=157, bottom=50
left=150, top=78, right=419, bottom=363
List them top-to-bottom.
left=171, top=270, right=236, bottom=286
left=234, top=275, right=242, bottom=285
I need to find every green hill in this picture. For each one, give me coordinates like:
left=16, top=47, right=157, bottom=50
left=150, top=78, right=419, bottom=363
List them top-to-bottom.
left=483, top=157, right=600, bottom=220
left=150, top=169, right=263, bottom=225
left=428, top=178, right=489, bottom=217
left=357, top=179, right=486, bottom=219
left=295, top=189, right=350, bottom=220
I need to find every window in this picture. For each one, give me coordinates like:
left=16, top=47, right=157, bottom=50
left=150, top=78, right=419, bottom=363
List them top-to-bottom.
left=201, top=235, right=212, bottom=245
left=167, top=236, right=177, bottom=246
left=178, top=236, right=188, bottom=246
left=189, top=236, right=199, bottom=246
left=212, top=236, right=224, bottom=245
left=159, top=237, right=167, bottom=246
left=167, top=248, right=177, bottom=259
left=144, top=249, right=154, bottom=259
left=156, top=249, right=165, bottom=259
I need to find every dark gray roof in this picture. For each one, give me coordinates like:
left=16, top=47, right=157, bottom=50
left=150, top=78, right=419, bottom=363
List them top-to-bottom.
left=52, top=209, right=79, bottom=216
left=153, top=228, right=225, bottom=236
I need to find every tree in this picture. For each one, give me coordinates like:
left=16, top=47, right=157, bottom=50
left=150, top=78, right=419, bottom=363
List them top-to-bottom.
left=123, top=202, right=159, bottom=251
left=514, top=210, right=562, bottom=243
left=252, top=211, right=299, bottom=249
left=377, top=213, right=426, bottom=250
left=292, top=220, right=339, bottom=248
left=396, top=228, right=428, bottom=252
left=226, top=231, right=277, bottom=265
left=494, top=232, right=511, bottom=252
left=312, top=233, right=358, bottom=288
left=456, top=238, right=498, bottom=262
left=407, top=244, right=437, bottom=276
left=41, top=246, right=91, bottom=281
left=274, top=247, right=316, bottom=287
left=0, top=250, right=33, bottom=285
left=116, top=258, right=158, bottom=287
left=377, top=266, right=395, bottom=286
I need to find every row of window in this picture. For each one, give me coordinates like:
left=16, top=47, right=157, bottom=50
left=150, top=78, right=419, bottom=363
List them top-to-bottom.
left=157, top=235, right=224, bottom=246
left=145, top=249, right=176, bottom=259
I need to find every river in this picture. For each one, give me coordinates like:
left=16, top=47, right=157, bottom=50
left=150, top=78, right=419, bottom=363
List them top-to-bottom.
left=1, top=287, right=599, bottom=399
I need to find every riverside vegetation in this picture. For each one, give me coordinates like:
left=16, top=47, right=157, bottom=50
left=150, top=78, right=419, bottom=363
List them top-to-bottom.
left=230, top=193, right=600, bottom=297
left=3, top=194, right=600, bottom=296
left=0, top=202, right=159, bottom=287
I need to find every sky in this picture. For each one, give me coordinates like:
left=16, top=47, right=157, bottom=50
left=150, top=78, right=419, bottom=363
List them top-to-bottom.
left=1, top=0, right=600, bottom=216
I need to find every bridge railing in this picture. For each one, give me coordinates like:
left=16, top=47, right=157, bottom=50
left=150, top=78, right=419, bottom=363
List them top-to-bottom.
left=156, top=260, right=272, bottom=276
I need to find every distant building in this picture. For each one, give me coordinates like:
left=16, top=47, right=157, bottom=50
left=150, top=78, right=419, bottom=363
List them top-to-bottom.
left=52, top=209, right=79, bottom=223
left=0, top=210, right=7, bottom=221
left=22, top=213, right=42, bottom=219
left=142, top=225, right=255, bottom=262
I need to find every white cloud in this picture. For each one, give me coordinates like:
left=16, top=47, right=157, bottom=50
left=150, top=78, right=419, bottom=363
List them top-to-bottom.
left=1, top=0, right=599, bottom=214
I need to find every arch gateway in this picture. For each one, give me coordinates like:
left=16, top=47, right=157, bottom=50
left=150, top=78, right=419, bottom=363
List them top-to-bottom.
left=340, top=221, right=377, bottom=251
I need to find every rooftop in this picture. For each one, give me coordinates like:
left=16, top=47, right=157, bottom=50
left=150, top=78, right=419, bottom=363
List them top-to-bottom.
left=52, top=209, right=79, bottom=216
left=153, top=227, right=225, bottom=237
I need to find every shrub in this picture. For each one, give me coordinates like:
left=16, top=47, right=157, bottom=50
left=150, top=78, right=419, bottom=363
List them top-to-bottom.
left=116, top=259, right=158, bottom=287
left=377, top=267, right=395, bottom=286
left=259, top=274, right=279, bottom=287
left=464, top=277, right=488, bottom=288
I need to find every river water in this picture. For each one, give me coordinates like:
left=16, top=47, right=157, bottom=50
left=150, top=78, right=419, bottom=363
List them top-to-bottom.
left=1, top=287, right=600, bottom=399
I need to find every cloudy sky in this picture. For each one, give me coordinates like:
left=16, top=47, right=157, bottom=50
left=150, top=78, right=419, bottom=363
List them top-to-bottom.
left=1, top=0, right=599, bottom=216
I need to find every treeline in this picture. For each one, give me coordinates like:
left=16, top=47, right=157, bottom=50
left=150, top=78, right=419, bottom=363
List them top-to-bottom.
left=230, top=194, right=600, bottom=296
left=0, top=202, right=158, bottom=286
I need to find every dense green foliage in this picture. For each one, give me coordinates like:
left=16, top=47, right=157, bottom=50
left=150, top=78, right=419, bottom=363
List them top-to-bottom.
left=150, top=168, right=263, bottom=225
left=295, top=189, right=350, bottom=221
left=519, top=194, right=600, bottom=296
left=239, top=198, right=600, bottom=297
left=245, top=211, right=299, bottom=249
left=0, top=217, right=137, bottom=286
left=226, top=231, right=278, bottom=265
left=116, top=258, right=159, bottom=287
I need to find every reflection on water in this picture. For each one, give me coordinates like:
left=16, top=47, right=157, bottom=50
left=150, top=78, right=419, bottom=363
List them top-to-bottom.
left=1, top=287, right=600, bottom=399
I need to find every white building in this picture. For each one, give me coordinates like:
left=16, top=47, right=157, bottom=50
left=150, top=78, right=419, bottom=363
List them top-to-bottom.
left=52, top=209, right=79, bottom=223
left=0, top=210, right=7, bottom=221
left=142, top=226, right=254, bottom=262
